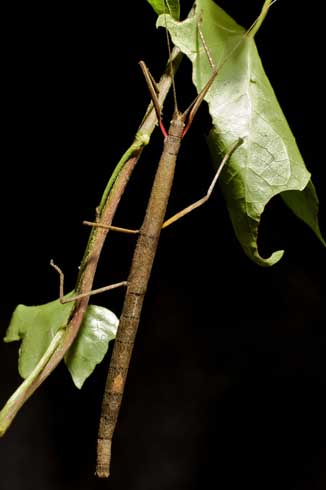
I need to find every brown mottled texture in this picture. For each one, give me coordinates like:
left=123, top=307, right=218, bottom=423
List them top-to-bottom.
left=96, top=116, right=185, bottom=477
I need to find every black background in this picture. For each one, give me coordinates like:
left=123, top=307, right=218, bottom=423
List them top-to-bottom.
left=0, top=1, right=325, bottom=489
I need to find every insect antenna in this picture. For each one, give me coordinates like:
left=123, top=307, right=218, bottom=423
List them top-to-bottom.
left=163, top=0, right=179, bottom=114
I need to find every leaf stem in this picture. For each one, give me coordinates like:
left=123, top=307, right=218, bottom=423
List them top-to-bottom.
left=249, top=0, right=275, bottom=38
left=97, top=131, right=150, bottom=215
left=0, top=329, right=65, bottom=436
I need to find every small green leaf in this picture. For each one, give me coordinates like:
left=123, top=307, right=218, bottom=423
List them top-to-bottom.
left=146, top=0, right=180, bottom=20
left=159, top=0, right=324, bottom=265
left=4, top=295, right=74, bottom=378
left=4, top=296, right=118, bottom=388
left=64, top=305, right=118, bottom=389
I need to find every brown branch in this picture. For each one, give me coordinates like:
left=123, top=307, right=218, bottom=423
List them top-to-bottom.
left=38, top=45, right=183, bottom=382
left=0, top=46, right=183, bottom=433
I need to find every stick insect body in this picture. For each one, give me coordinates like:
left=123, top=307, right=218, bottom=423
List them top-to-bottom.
left=0, top=2, right=278, bottom=476
left=55, top=3, right=272, bottom=477
left=94, top=19, right=243, bottom=477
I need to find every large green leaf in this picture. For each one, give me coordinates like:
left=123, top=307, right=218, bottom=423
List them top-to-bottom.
left=146, top=0, right=180, bottom=20
left=158, top=0, right=324, bottom=265
left=4, top=296, right=118, bottom=388
left=64, top=305, right=118, bottom=389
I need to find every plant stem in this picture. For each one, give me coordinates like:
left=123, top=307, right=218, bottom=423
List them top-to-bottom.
left=249, top=0, right=274, bottom=38
left=0, top=45, right=183, bottom=435
left=0, top=329, right=64, bottom=436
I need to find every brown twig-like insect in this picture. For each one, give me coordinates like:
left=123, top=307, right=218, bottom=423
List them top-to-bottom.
left=52, top=0, right=274, bottom=477
left=92, top=18, right=244, bottom=477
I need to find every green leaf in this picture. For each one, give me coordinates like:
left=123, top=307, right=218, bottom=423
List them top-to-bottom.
left=146, top=0, right=180, bottom=20
left=158, top=0, right=324, bottom=265
left=281, top=182, right=325, bottom=246
left=4, top=295, right=74, bottom=379
left=4, top=296, right=118, bottom=388
left=64, top=305, right=118, bottom=389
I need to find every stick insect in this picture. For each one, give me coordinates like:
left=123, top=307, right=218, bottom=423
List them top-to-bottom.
left=52, top=1, right=273, bottom=478
left=92, top=11, right=252, bottom=479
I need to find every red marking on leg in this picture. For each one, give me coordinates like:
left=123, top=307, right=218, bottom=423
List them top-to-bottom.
left=160, top=120, right=168, bottom=139
left=182, top=120, right=192, bottom=138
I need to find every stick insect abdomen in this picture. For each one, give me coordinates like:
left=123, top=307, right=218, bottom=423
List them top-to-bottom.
left=96, top=116, right=185, bottom=477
